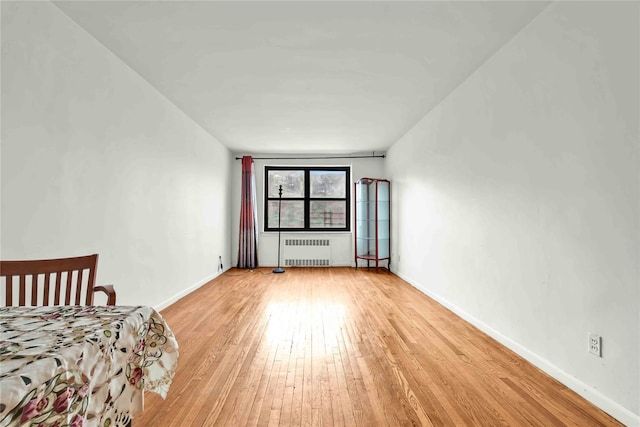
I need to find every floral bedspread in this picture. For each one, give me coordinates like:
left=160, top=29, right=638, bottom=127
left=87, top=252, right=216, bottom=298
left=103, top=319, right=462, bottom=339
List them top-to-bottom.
left=0, top=305, right=178, bottom=427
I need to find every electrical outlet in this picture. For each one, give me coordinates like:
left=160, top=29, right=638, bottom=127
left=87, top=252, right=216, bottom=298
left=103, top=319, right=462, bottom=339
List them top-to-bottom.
left=589, top=333, right=602, bottom=357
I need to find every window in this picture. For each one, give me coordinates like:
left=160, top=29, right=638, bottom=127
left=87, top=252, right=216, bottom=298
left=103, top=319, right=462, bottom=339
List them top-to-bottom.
left=265, top=166, right=350, bottom=232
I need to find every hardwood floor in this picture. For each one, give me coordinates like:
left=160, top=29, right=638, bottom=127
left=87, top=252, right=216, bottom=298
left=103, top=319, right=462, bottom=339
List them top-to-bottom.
left=136, top=268, right=621, bottom=426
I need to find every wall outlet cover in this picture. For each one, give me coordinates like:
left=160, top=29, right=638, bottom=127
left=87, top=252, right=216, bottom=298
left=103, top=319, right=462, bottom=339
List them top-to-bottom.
left=589, top=333, right=602, bottom=357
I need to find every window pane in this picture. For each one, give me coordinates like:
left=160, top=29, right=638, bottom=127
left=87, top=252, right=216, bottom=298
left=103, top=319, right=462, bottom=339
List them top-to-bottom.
left=268, top=170, right=304, bottom=198
left=310, top=170, right=346, bottom=198
left=268, top=200, right=304, bottom=228
left=310, top=201, right=346, bottom=228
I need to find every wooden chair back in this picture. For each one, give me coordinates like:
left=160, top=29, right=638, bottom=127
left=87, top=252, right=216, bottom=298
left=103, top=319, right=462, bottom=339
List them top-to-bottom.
left=1, top=254, right=116, bottom=306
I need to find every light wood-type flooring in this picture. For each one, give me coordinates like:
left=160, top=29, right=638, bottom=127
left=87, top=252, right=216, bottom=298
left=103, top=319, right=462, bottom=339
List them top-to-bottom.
left=136, top=267, right=621, bottom=426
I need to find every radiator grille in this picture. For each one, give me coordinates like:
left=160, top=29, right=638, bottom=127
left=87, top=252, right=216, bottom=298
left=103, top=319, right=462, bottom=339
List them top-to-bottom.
left=282, top=239, right=331, bottom=266
left=284, top=239, right=330, bottom=247
left=284, top=259, right=330, bottom=267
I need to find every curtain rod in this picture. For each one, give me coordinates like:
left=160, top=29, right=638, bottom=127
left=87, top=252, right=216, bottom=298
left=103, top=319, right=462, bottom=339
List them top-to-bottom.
left=235, top=154, right=386, bottom=160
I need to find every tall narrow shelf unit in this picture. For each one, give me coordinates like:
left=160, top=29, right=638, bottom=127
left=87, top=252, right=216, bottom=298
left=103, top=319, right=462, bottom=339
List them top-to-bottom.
left=354, top=178, right=390, bottom=272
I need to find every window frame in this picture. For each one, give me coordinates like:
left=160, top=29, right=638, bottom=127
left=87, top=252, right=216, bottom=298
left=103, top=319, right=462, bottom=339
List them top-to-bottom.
left=264, top=165, right=351, bottom=232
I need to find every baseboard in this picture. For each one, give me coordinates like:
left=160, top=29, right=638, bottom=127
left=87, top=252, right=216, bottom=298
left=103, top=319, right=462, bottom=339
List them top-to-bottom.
left=332, top=262, right=355, bottom=267
left=154, top=271, right=221, bottom=312
left=396, top=271, right=640, bottom=427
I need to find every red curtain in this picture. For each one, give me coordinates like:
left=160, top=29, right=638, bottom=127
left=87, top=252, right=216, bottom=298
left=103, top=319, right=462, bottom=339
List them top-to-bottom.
left=237, top=156, right=258, bottom=268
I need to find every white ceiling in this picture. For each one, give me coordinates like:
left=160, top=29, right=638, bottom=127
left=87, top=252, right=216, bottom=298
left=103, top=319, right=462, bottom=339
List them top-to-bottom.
left=53, top=1, right=550, bottom=154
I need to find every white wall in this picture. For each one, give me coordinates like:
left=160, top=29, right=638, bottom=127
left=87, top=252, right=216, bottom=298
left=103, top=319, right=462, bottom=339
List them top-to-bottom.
left=1, top=1, right=232, bottom=309
left=386, top=1, right=639, bottom=424
left=230, top=155, right=385, bottom=267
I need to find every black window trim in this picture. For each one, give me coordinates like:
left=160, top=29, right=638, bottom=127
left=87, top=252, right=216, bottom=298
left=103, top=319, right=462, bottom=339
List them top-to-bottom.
left=264, top=165, right=351, bottom=232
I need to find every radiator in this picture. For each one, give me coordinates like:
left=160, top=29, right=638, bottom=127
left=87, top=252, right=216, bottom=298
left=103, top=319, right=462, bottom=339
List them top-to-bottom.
left=282, top=238, right=331, bottom=267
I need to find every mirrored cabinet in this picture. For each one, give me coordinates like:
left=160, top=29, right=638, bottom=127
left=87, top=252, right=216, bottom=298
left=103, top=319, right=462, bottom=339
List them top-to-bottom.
left=354, top=178, right=390, bottom=272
